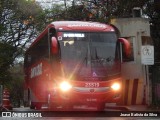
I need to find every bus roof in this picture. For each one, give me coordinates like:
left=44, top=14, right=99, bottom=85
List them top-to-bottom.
left=26, top=21, right=115, bottom=52
left=51, top=21, right=115, bottom=32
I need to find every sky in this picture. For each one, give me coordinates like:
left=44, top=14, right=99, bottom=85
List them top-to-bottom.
left=35, top=0, right=66, bottom=9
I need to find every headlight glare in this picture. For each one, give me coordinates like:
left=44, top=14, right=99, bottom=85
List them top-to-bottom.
left=60, top=81, right=72, bottom=92
left=111, top=83, right=120, bottom=91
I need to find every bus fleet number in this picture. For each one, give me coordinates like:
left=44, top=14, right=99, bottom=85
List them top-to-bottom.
left=85, top=83, right=99, bottom=88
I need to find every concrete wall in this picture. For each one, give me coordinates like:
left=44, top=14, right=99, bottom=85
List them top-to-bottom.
left=111, top=18, right=151, bottom=105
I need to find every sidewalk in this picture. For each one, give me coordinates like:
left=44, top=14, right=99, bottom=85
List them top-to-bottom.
left=105, top=103, right=160, bottom=111
left=125, top=105, right=160, bottom=111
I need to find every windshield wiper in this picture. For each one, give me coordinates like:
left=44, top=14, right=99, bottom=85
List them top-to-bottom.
left=92, top=48, right=114, bottom=65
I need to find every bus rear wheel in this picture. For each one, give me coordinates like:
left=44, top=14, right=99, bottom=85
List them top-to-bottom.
left=28, top=90, right=35, bottom=109
left=29, top=100, right=35, bottom=109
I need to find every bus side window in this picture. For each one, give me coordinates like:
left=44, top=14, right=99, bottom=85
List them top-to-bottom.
left=30, top=34, right=49, bottom=64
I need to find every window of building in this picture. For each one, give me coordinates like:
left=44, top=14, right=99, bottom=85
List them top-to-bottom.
left=141, top=36, right=153, bottom=45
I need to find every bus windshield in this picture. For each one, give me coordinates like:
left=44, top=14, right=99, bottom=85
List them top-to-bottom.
left=58, top=32, right=120, bottom=80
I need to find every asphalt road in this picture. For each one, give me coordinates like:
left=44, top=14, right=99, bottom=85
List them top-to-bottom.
left=0, top=107, right=160, bottom=120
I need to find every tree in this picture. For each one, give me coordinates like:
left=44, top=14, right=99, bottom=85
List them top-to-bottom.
left=0, top=0, right=45, bottom=86
left=0, top=0, right=48, bottom=107
left=0, top=0, right=45, bottom=49
left=77, top=0, right=151, bottom=22
left=143, top=0, right=160, bottom=63
left=44, top=4, right=66, bottom=23
left=0, top=42, right=15, bottom=85
left=9, top=62, right=24, bottom=107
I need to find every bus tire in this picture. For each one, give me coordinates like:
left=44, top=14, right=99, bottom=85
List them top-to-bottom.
left=28, top=90, right=35, bottom=109
left=29, top=101, right=35, bottom=109
left=35, top=103, right=42, bottom=110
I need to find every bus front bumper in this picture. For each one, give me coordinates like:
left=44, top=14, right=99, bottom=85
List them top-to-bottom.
left=49, top=89, right=121, bottom=110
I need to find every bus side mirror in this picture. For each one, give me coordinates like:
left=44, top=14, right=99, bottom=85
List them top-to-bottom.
left=51, top=37, right=58, bottom=54
left=118, top=38, right=131, bottom=57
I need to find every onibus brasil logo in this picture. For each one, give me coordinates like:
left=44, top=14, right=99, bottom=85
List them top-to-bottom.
left=2, top=112, right=42, bottom=118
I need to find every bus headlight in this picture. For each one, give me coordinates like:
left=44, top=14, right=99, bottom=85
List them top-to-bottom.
left=60, top=81, right=72, bottom=92
left=111, top=83, right=120, bottom=91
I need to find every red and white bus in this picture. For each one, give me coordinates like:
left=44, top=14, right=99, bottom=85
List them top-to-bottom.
left=24, top=21, right=130, bottom=111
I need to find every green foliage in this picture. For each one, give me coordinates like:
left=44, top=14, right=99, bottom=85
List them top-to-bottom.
left=0, top=0, right=45, bottom=105
left=0, top=0, right=45, bottom=66
left=14, top=0, right=46, bottom=31
left=144, top=1, right=160, bottom=63
left=43, top=4, right=66, bottom=23
left=65, top=5, right=88, bottom=20
left=9, top=63, right=24, bottom=107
